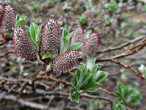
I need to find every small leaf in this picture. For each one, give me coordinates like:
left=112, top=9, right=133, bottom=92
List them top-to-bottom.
left=16, top=14, right=20, bottom=21
left=15, top=19, right=26, bottom=28
left=32, top=22, right=38, bottom=30
left=30, top=23, right=36, bottom=44
left=36, top=24, right=42, bottom=45
left=62, top=28, right=69, bottom=38
left=84, top=30, right=92, bottom=39
left=66, top=32, right=73, bottom=40
left=60, top=37, right=69, bottom=54
left=67, top=43, right=83, bottom=51
left=42, top=52, right=52, bottom=59
left=86, top=58, right=96, bottom=70
left=95, top=71, right=108, bottom=83
left=70, top=89, right=80, bottom=103
left=87, top=100, right=95, bottom=110
left=113, top=101, right=125, bottom=110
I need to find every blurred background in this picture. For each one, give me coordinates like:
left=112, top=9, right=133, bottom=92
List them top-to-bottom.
left=0, top=0, right=146, bottom=110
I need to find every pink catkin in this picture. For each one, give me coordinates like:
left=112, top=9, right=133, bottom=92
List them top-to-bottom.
left=0, top=4, right=4, bottom=25
left=1, top=5, right=15, bottom=33
left=42, top=17, right=60, bottom=57
left=13, top=27, right=37, bottom=61
left=70, top=27, right=84, bottom=45
left=82, top=32, right=99, bottom=57
left=53, top=50, right=80, bottom=73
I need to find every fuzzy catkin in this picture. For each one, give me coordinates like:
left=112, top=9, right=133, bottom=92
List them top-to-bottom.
left=0, top=5, right=4, bottom=25
left=1, top=5, right=15, bottom=33
left=42, top=17, right=60, bottom=57
left=13, top=27, right=37, bottom=61
left=70, top=27, right=84, bottom=45
left=82, top=33, right=99, bottom=57
left=53, top=50, right=80, bottom=73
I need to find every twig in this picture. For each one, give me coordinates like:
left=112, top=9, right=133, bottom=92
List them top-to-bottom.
left=98, top=36, right=144, bottom=53
left=97, top=37, right=146, bottom=61
left=0, top=39, right=7, bottom=46
left=0, top=50, right=15, bottom=58
left=110, top=59, right=144, bottom=79
left=96, top=87, right=116, bottom=96
left=3, top=95, right=48, bottom=110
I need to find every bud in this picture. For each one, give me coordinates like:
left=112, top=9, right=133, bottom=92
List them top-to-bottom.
left=0, top=4, right=4, bottom=25
left=1, top=5, right=16, bottom=33
left=42, top=17, right=60, bottom=57
left=13, top=27, right=37, bottom=61
left=70, top=27, right=84, bottom=44
left=82, top=33, right=99, bottom=57
left=53, top=50, right=80, bottom=73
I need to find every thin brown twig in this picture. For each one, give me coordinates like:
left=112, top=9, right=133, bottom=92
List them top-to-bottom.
left=98, top=36, right=144, bottom=53
left=97, top=37, right=146, bottom=61
left=0, top=39, right=7, bottom=46
left=0, top=50, right=15, bottom=58
left=110, top=59, right=144, bottom=79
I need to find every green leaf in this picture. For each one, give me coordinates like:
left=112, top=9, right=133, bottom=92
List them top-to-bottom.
left=16, top=14, right=20, bottom=22
left=15, top=15, right=26, bottom=28
left=16, top=19, right=26, bottom=28
left=30, top=23, right=36, bottom=44
left=32, top=23, right=38, bottom=30
left=36, top=24, right=42, bottom=46
left=62, top=28, right=69, bottom=38
left=84, top=30, right=92, bottom=39
left=66, top=32, right=73, bottom=40
left=60, top=37, right=69, bottom=54
left=67, top=43, right=83, bottom=51
left=42, top=52, right=52, bottom=59
left=86, top=58, right=96, bottom=71
left=91, top=64, right=103, bottom=73
left=94, top=71, right=108, bottom=83
left=115, top=82, right=142, bottom=105
left=82, top=86, right=96, bottom=92
left=70, top=89, right=80, bottom=103
left=87, top=100, right=95, bottom=110
left=113, top=101, right=125, bottom=110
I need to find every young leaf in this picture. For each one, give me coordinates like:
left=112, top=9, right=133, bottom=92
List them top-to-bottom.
left=16, top=14, right=20, bottom=22
left=15, top=19, right=26, bottom=28
left=30, top=23, right=36, bottom=44
left=62, top=28, right=69, bottom=38
left=66, top=32, right=73, bottom=40
left=60, top=37, right=69, bottom=54
left=67, top=43, right=83, bottom=51
left=42, top=52, right=52, bottom=59
left=86, top=58, right=96, bottom=70
left=94, top=71, right=108, bottom=83
left=115, top=82, right=142, bottom=105
left=70, top=89, right=80, bottom=103
left=113, top=101, right=125, bottom=110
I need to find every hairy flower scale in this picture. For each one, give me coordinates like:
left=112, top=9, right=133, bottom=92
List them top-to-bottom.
left=0, top=4, right=4, bottom=25
left=1, top=5, right=15, bottom=33
left=42, top=17, right=60, bottom=57
left=13, top=27, right=37, bottom=61
left=70, top=27, right=84, bottom=44
left=82, top=33, right=99, bottom=57
left=53, top=50, right=80, bottom=73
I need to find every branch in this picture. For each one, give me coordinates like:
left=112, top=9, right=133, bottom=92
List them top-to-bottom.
left=98, top=36, right=144, bottom=53
left=97, top=37, right=146, bottom=61
left=0, top=39, right=7, bottom=46
left=0, top=50, right=15, bottom=58
left=110, top=59, right=144, bottom=79
left=3, top=95, right=48, bottom=110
